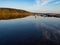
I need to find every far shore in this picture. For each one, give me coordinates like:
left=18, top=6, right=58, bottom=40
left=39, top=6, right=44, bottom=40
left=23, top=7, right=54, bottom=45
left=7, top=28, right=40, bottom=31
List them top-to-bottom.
left=0, top=8, right=32, bottom=20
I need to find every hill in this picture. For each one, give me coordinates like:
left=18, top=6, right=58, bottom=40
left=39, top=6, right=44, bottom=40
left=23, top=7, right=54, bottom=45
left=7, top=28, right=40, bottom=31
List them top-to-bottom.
left=0, top=8, right=32, bottom=19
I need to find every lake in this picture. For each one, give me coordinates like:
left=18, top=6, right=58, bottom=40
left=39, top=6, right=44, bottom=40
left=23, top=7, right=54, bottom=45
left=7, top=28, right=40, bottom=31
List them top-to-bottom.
left=0, top=15, right=60, bottom=45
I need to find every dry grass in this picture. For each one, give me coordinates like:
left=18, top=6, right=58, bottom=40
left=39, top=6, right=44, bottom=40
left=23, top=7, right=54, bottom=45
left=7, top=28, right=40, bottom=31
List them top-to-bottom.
left=0, top=8, right=32, bottom=19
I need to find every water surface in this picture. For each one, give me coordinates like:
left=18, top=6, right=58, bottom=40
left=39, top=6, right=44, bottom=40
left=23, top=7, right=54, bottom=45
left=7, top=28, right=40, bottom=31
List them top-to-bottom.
left=0, top=15, right=60, bottom=45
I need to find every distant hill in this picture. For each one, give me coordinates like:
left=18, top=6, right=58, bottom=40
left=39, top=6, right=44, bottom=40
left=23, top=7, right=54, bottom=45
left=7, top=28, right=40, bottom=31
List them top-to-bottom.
left=0, top=8, right=32, bottom=19
left=33, top=13, right=60, bottom=18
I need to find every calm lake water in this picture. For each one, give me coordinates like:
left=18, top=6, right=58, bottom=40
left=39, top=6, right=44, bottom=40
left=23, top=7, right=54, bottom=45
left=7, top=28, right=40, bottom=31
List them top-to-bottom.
left=0, top=15, right=60, bottom=45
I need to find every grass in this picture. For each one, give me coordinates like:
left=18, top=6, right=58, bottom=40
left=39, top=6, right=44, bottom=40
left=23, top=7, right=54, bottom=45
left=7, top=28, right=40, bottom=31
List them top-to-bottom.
left=0, top=8, right=32, bottom=20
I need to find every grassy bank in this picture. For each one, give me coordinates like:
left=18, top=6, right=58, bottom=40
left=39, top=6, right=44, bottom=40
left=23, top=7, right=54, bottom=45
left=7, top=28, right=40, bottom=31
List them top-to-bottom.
left=0, top=8, right=32, bottom=19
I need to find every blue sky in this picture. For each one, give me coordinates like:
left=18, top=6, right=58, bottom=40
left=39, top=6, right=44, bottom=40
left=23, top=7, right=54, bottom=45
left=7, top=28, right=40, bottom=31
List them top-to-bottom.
left=0, top=0, right=60, bottom=13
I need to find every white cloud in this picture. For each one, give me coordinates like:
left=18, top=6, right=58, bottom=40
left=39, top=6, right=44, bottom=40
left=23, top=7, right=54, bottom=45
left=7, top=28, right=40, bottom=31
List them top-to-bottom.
left=35, top=0, right=53, bottom=6
left=35, top=0, right=41, bottom=7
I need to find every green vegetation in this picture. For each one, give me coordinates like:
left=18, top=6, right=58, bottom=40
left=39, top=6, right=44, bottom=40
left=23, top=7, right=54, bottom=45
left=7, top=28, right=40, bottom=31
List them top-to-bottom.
left=0, top=8, right=32, bottom=19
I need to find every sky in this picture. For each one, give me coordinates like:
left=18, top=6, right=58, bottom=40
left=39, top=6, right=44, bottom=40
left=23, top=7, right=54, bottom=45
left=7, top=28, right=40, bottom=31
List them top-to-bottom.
left=0, top=0, right=60, bottom=13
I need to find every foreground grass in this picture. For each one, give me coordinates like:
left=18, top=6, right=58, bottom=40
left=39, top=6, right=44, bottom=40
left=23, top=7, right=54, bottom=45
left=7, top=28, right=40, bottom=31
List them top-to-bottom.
left=0, top=8, right=32, bottom=20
